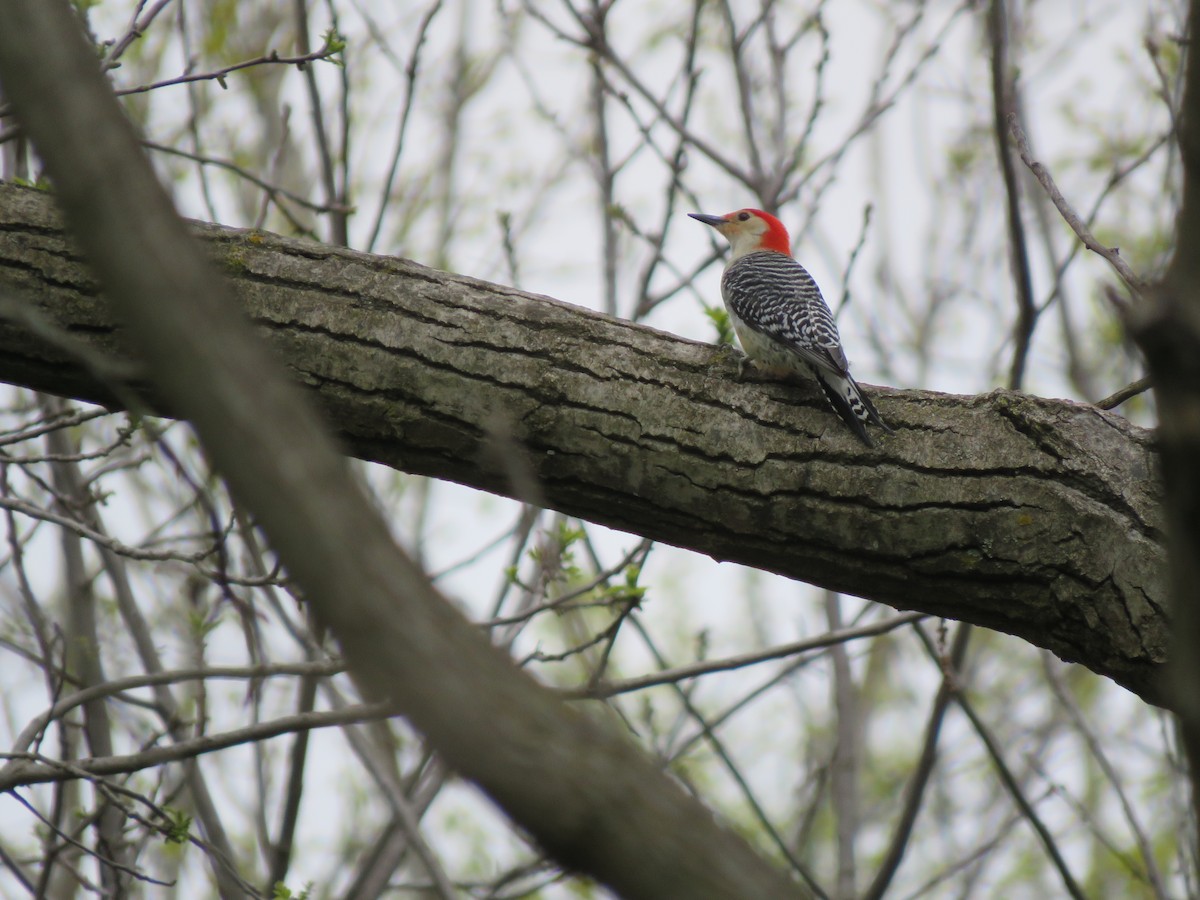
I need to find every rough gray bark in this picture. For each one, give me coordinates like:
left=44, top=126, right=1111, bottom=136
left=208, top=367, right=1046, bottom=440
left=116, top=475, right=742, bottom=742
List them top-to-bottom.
left=0, top=181, right=1168, bottom=705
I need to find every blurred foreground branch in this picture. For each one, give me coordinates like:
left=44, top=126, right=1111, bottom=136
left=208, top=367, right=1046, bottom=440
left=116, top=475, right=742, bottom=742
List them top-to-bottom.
left=0, top=1, right=810, bottom=894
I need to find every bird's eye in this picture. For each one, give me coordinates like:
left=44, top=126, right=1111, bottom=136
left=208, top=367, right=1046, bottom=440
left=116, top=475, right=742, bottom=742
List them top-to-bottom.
left=737, top=211, right=752, bottom=221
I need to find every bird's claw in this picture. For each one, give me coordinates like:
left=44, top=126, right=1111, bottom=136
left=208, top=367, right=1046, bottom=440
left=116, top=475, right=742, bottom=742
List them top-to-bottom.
left=713, top=344, right=751, bottom=381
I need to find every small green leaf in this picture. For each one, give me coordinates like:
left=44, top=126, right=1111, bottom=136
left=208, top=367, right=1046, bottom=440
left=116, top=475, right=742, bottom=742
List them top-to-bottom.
left=321, top=29, right=347, bottom=65
left=703, top=305, right=735, bottom=346
left=162, top=807, right=192, bottom=844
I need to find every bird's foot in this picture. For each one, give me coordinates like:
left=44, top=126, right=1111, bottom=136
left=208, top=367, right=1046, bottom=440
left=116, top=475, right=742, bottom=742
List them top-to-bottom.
left=711, top=343, right=752, bottom=381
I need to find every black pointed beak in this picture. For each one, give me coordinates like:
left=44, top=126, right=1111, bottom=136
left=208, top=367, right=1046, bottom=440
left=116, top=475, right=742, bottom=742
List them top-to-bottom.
left=688, top=212, right=726, bottom=228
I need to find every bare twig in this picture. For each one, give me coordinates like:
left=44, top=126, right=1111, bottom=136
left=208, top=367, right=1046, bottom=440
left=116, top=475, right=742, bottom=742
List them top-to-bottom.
left=101, top=0, right=177, bottom=71
left=175, top=0, right=220, bottom=223
left=294, top=0, right=344, bottom=245
left=522, top=0, right=752, bottom=186
left=989, top=0, right=1037, bottom=391
left=366, top=1, right=447, bottom=253
left=588, top=1, right=620, bottom=317
left=717, top=1, right=766, bottom=183
left=785, top=3, right=971, bottom=216
left=112, top=40, right=343, bottom=99
left=255, top=106, right=294, bottom=230
left=1010, top=115, right=1144, bottom=296
left=142, top=140, right=349, bottom=216
left=835, top=203, right=873, bottom=319
left=1096, top=376, right=1153, bottom=410
left=44, top=395, right=129, bottom=894
left=0, top=406, right=109, bottom=447
left=0, top=492, right=216, bottom=563
left=826, top=592, right=861, bottom=899
left=577, top=612, right=926, bottom=699
left=628, top=616, right=829, bottom=899
left=862, top=623, right=972, bottom=900
left=911, top=626, right=1087, bottom=900
left=1043, top=656, right=1170, bottom=899
left=6, top=661, right=346, bottom=761
left=266, top=671, right=319, bottom=890
left=953, top=692, right=1087, bottom=900
left=0, top=703, right=396, bottom=789
left=8, top=791, right=174, bottom=887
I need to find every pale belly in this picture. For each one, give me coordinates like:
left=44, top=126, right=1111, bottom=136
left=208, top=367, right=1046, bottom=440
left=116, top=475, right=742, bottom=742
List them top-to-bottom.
left=729, top=313, right=814, bottom=380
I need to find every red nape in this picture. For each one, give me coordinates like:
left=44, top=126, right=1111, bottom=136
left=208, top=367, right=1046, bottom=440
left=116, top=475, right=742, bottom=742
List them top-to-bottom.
left=745, top=209, right=791, bottom=255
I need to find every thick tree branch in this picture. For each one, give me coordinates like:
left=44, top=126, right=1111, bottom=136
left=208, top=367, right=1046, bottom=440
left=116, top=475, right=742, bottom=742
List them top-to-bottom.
left=0, top=181, right=1169, bottom=706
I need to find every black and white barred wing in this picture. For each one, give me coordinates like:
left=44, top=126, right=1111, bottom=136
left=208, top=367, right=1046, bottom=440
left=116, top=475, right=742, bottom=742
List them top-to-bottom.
left=720, top=250, right=850, bottom=376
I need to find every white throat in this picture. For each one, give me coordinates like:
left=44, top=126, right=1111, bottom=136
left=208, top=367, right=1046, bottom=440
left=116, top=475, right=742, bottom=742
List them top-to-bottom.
left=727, top=230, right=769, bottom=261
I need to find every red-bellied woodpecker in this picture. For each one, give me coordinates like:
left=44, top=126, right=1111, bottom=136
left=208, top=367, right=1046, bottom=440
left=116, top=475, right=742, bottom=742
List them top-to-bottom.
left=689, top=207, right=892, bottom=446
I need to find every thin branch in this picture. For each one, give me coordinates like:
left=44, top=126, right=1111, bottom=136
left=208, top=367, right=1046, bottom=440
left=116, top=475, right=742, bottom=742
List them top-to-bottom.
left=100, top=0, right=177, bottom=71
left=175, top=0, right=220, bottom=223
left=292, top=0, right=346, bottom=246
left=523, top=0, right=752, bottom=186
left=588, top=0, right=619, bottom=317
left=629, top=0, right=706, bottom=321
left=717, top=0, right=765, bottom=183
left=989, top=0, right=1037, bottom=391
left=365, top=1, right=447, bottom=253
left=784, top=3, right=971, bottom=213
left=792, top=7, right=832, bottom=174
left=112, top=41, right=342, bottom=98
left=255, top=106, right=294, bottom=231
left=1010, top=114, right=1144, bottom=296
left=142, top=140, right=349, bottom=215
left=835, top=203, right=873, bottom=319
left=1096, top=376, right=1153, bottom=410
left=45, top=396, right=129, bottom=893
left=0, top=406, right=109, bottom=448
left=0, top=492, right=216, bottom=563
left=481, top=539, right=650, bottom=629
left=826, top=592, right=860, bottom=899
left=576, top=612, right=926, bottom=699
left=627, top=616, right=830, bottom=899
left=862, top=623, right=972, bottom=900
left=912, top=626, right=1087, bottom=900
left=1043, top=656, right=1170, bottom=899
left=5, top=661, right=346, bottom=760
left=266, top=671, right=319, bottom=890
left=315, top=685, right=459, bottom=899
left=953, top=692, right=1087, bottom=900
left=0, top=703, right=396, bottom=789
left=7, top=791, right=174, bottom=888
left=0, top=839, right=36, bottom=893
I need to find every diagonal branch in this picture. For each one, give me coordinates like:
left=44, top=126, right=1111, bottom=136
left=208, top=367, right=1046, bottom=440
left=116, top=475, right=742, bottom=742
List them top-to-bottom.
left=1010, top=115, right=1145, bottom=297
left=0, top=181, right=1169, bottom=707
left=0, top=704, right=396, bottom=789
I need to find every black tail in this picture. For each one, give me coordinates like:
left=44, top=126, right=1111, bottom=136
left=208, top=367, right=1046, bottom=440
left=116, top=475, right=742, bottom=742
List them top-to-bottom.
left=813, top=370, right=891, bottom=447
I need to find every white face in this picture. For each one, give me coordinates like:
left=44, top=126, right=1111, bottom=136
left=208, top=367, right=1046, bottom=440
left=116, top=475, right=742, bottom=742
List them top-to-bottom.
left=717, top=211, right=770, bottom=259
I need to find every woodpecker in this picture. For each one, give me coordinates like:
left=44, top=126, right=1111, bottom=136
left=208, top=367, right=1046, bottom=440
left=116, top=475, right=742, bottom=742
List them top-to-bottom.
left=689, top=208, right=891, bottom=446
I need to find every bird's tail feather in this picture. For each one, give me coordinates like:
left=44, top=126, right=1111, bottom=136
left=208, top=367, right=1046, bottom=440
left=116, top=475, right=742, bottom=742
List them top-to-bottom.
left=814, top=371, right=891, bottom=447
